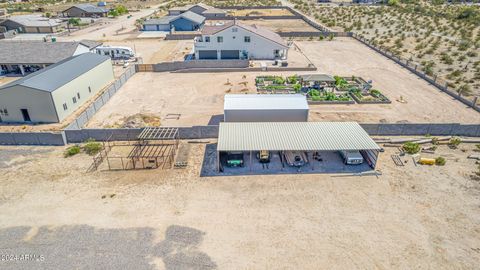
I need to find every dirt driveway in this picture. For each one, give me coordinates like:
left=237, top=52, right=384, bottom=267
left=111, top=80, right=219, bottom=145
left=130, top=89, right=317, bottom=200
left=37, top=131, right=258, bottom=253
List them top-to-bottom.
left=86, top=39, right=479, bottom=128
left=0, top=143, right=479, bottom=269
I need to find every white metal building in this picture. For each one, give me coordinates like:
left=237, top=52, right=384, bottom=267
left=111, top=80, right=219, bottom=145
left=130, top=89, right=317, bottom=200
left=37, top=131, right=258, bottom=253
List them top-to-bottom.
left=0, top=53, right=114, bottom=123
left=224, top=94, right=309, bottom=122
left=216, top=122, right=381, bottom=170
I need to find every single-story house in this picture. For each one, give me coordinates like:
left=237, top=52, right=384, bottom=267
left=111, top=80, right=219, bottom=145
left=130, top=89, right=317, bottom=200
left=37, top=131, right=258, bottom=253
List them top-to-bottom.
left=168, top=3, right=226, bottom=18
left=62, top=4, right=109, bottom=17
left=143, top=11, right=205, bottom=31
left=0, top=14, right=63, bottom=33
left=194, top=21, right=289, bottom=60
left=0, top=40, right=101, bottom=75
left=0, top=53, right=114, bottom=123
left=224, top=94, right=309, bottom=122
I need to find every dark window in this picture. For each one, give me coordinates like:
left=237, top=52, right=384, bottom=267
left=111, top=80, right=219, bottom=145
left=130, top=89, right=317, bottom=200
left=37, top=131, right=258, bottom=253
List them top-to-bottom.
left=232, top=28, right=238, bottom=32
left=205, top=36, right=210, bottom=42
left=217, top=36, right=223, bottom=43
left=244, top=36, right=251, bottom=43
left=88, top=86, right=92, bottom=93
left=77, top=93, right=81, bottom=99
left=72, top=97, right=77, bottom=104
left=63, top=103, right=68, bottom=110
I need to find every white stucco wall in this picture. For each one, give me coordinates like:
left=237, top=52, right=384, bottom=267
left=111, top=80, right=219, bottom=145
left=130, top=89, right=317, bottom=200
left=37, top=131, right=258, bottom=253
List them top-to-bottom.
left=194, top=25, right=288, bottom=60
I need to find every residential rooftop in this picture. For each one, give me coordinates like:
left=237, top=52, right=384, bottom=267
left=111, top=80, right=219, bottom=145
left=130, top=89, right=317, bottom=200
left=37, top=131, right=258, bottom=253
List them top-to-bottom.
left=144, top=11, right=205, bottom=25
left=6, top=14, right=62, bottom=27
left=201, top=21, right=288, bottom=47
left=0, top=40, right=100, bottom=64
left=0, top=53, right=111, bottom=92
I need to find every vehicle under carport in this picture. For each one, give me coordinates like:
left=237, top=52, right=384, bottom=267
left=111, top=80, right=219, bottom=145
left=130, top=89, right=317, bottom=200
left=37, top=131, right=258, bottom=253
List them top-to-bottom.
left=216, top=122, right=381, bottom=174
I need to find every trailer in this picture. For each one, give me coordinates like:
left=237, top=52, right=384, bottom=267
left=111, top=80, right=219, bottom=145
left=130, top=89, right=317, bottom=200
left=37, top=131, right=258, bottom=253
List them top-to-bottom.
left=95, top=46, right=135, bottom=59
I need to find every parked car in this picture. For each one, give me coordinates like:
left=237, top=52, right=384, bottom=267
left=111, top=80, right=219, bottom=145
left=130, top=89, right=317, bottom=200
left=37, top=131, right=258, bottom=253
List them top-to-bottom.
left=339, top=150, right=364, bottom=165
left=284, top=151, right=308, bottom=167
left=226, top=152, right=244, bottom=167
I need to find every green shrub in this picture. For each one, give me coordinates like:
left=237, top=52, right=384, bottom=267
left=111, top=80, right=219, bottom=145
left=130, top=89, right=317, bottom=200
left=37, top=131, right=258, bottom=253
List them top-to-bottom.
left=334, top=76, right=348, bottom=87
left=293, top=83, right=301, bottom=93
left=370, top=89, right=381, bottom=98
left=448, top=137, right=461, bottom=148
left=84, top=139, right=102, bottom=156
left=403, top=142, right=420, bottom=154
left=64, top=145, right=81, bottom=157
left=435, top=157, right=446, bottom=166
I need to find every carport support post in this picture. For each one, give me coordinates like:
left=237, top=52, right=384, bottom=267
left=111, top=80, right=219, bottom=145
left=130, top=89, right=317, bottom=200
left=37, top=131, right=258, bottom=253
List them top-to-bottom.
left=216, top=151, right=220, bottom=173
left=249, top=151, right=252, bottom=172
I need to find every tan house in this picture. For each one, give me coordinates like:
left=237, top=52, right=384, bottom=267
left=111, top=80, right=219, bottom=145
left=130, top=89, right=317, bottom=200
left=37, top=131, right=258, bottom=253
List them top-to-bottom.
left=0, top=53, right=114, bottom=123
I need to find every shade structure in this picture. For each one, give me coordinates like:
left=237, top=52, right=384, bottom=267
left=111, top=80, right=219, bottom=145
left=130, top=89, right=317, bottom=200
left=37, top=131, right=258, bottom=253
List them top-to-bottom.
left=217, top=122, right=380, bottom=152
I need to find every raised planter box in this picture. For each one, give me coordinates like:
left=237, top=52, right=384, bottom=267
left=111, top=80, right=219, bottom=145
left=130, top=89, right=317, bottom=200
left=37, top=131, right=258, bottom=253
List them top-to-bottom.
left=349, top=92, right=391, bottom=104
left=307, top=99, right=355, bottom=105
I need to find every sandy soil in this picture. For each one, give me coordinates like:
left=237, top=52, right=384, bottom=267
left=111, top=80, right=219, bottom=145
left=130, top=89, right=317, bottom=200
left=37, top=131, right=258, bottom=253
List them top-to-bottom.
left=228, top=8, right=295, bottom=16
left=207, top=18, right=320, bottom=32
left=86, top=39, right=479, bottom=128
left=0, top=76, right=18, bottom=87
left=0, top=143, right=479, bottom=269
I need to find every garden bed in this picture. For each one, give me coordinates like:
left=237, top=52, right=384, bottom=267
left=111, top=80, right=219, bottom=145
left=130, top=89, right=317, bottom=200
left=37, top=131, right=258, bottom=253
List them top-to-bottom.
left=307, top=89, right=354, bottom=104
left=349, top=89, right=391, bottom=104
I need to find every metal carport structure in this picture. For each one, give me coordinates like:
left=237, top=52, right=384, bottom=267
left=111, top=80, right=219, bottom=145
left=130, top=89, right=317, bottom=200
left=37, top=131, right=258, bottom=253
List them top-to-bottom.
left=216, top=122, right=381, bottom=172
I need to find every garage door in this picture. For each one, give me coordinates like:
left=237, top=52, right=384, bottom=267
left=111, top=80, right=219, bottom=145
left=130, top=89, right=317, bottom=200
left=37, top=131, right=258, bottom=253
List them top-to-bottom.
left=198, top=50, right=217, bottom=60
left=221, top=50, right=240, bottom=59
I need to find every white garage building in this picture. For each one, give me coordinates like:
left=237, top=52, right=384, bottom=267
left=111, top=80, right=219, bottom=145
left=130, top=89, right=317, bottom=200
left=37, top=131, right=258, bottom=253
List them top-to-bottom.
left=0, top=53, right=114, bottom=123
left=224, top=94, right=309, bottom=122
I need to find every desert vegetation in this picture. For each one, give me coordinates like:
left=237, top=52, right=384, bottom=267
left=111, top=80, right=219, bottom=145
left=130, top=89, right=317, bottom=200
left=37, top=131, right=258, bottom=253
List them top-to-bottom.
left=291, top=0, right=480, bottom=97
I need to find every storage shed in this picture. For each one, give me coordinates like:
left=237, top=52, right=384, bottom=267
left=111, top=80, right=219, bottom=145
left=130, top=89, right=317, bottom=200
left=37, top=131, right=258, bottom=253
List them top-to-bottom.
left=0, top=53, right=113, bottom=123
left=224, top=94, right=309, bottom=122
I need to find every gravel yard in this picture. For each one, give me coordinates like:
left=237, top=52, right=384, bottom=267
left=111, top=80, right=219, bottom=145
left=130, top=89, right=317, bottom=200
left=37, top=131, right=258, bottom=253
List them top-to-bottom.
left=0, top=143, right=479, bottom=269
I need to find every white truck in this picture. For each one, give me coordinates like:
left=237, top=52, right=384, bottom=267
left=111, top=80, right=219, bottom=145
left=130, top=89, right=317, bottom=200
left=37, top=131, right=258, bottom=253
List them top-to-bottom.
left=95, top=46, right=135, bottom=59
left=339, top=150, right=364, bottom=165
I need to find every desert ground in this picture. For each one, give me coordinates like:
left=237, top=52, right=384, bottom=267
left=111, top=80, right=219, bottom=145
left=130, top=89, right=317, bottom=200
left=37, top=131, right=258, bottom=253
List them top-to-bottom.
left=227, top=8, right=294, bottom=17
left=206, top=18, right=319, bottom=32
left=86, top=38, right=479, bottom=128
left=0, top=142, right=479, bottom=269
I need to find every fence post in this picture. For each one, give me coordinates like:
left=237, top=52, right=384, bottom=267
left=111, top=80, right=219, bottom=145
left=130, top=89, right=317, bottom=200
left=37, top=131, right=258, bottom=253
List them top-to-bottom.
left=415, top=65, right=417, bottom=71
left=434, top=75, right=437, bottom=83
left=473, top=97, right=478, bottom=108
